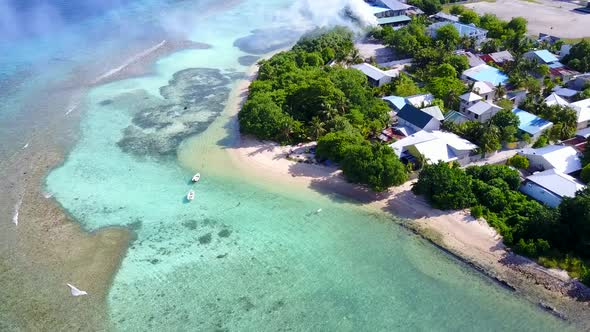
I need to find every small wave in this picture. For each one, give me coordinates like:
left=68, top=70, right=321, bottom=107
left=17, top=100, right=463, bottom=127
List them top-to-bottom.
left=92, top=40, right=167, bottom=85
left=65, top=105, right=77, bottom=116
left=22, top=142, right=29, bottom=149
left=43, top=191, right=54, bottom=199
left=12, top=197, right=22, bottom=226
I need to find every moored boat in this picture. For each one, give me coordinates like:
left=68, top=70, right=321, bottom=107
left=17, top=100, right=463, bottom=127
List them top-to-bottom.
left=192, top=173, right=201, bottom=182
left=186, top=190, right=195, bottom=201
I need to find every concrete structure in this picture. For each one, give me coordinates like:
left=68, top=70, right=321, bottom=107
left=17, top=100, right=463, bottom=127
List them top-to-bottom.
left=366, top=0, right=422, bottom=28
left=431, top=12, right=459, bottom=22
left=428, top=22, right=488, bottom=45
left=523, top=50, right=560, bottom=65
left=351, top=63, right=393, bottom=87
left=461, top=64, right=509, bottom=86
left=568, top=73, right=590, bottom=91
left=472, top=81, right=495, bottom=101
left=506, top=90, right=527, bottom=107
left=459, top=92, right=482, bottom=112
left=571, top=98, right=590, bottom=130
left=464, top=101, right=502, bottom=123
left=396, top=104, right=441, bottom=132
left=512, top=108, right=553, bottom=141
left=390, top=130, right=478, bottom=165
left=520, top=145, right=582, bottom=174
left=520, top=169, right=585, bottom=208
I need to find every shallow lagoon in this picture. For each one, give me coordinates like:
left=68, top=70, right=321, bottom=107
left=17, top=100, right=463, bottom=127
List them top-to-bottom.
left=5, top=0, right=576, bottom=330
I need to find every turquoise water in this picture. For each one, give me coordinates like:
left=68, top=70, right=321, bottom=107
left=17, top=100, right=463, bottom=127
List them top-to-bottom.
left=1, top=0, right=576, bottom=330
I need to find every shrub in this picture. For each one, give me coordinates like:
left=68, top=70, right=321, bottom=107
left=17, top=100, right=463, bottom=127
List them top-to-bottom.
left=506, top=155, right=529, bottom=170
left=581, top=164, right=590, bottom=184
left=471, top=205, right=484, bottom=219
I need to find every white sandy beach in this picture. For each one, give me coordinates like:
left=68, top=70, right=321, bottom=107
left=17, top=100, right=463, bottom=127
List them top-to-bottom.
left=222, top=62, right=590, bottom=319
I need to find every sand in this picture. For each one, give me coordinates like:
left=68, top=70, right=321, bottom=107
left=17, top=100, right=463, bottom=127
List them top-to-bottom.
left=465, top=0, right=590, bottom=40
left=223, top=62, right=590, bottom=326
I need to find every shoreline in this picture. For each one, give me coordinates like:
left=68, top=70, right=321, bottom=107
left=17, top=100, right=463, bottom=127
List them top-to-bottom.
left=223, top=60, right=590, bottom=327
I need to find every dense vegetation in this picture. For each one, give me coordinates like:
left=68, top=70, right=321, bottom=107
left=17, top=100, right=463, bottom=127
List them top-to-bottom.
left=239, top=27, right=408, bottom=191
left=563, top=39, right=590, bottom=73
left=414, top=162, right=590, bottom=283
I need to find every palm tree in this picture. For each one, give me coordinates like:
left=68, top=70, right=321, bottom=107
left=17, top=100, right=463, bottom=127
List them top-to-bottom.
left=346, top=48, right=363, bottom=65
left=495, top=84, right=507, bottom=99
left=308, top=117, right=326, bottom=141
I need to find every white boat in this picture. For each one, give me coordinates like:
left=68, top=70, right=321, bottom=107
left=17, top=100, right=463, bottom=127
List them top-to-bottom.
left=191, top=173, right=201, bottom=182
left=186, top=190, right=195, bottom=201
left=67, top=283, right=88, bottom=297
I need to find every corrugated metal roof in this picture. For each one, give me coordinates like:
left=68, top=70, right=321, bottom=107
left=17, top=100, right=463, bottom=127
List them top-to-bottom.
left=380, top=0, right=411, bottom=11
left=377, top=15, right=411, bottom=25
left=534, top=50, right=559, bottom=64
left=351, top=63, right=388, bottom=81
left=462, top=64, right=509, bottom=86
left=382, top=95, right=407, bottom=111
left=397, top=104, right=434, bottom=129
left=512, top=108, right=553, bottom=136
left=521, top=145, right=582, bottom=174
left=525, top=169, right=584, bottom=198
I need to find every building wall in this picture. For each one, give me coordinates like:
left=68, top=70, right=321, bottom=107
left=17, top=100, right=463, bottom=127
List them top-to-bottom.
left=478, top=108, right=500, bottom=123
left=397, top=118, right=421, bottom=132
left=423, top=118, right=441, bottom=131
left=525, top=154, right=552, bottom=172
left=520, top=181, right=562, bottom=208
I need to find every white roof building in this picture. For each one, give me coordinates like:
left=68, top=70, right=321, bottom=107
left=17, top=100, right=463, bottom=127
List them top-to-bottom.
left=351, top=63, right=394, bottom=87
left=472, top=81, right=495, bottom=95
left=459, top=92, right=483, bottom=103
left=405, top=93, right=435, bottom=108
left=544, top=93, right=570, bottom=107
left=571, top=99, right=590, bottom=129
left=420, top=105, right=445, bottom=121
left=390, top=130, right=477, bottom=164
left=520, top=145, right=582, bottom=174
left=521, top=169, right=585, bottom=207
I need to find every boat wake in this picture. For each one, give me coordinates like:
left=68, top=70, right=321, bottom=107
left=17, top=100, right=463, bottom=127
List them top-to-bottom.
left=92, top=40, right=167, bottom=85
left=12, top=196, right=22, bottom=226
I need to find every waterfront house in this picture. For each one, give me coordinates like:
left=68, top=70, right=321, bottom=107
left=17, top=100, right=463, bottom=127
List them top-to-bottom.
left=428, top=22, right=488, bottom=45
left=523, top=50, right=560, bottom=66
left=351, top=63, right=393, bottom=87
left=461, top=64, right=509, bottom=86
left=571, top=98, right=590, bottom=130
left=463, top=100, right=502, bottom=123
left=396, top=103, right=441, bottom=132
left=512, top=108, right=553, bottom=141
left=390, top=130, right=478, bottom=165
left=519, top=145, right=582, bottom=175
left=520, top=169, right=585, bottom=208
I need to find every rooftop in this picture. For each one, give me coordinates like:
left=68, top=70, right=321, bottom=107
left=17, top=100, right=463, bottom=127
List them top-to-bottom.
left=379, top=0, right=412, bottom=11
left=369, top=5, right=391, bottom=15
left=431, top=12, right=459, bottom=22
left=377, top=15, right=412, bottom=25
left=429, top=22, right=488, bottom=38
left=487, top=50, right=514, bottom=63
left=529, top=50, right=559, bottom=64
left=351, top=63, right=389, bottom=81
left=462, top=64, right=509, bottom=86
left=472, top=81, right=495, bottom=95
left=553, top=87, right=579, bottom=98
left=459, top=92, right=483, bottom=102
left=405, top=93, right=434, bottom=107
left=544, top=93, right=570, bottom=107
left=382, top=95, right=407, bottom=111
left=571, top=98, right=590, bottom=124
left=467, top=101, right=501, bottom=115
left=397, top=103, right=435, bottom=129
left=421, top=105, right=444, bottom=121
left=512, top=108, right=553, bottom=136
left=444, top=110, right=470, bottom=125
left=390, top=130, right=477, bottom=162
left=521, top=145, right=582, bottom=174
left=526, top=169, right=584, bottom=198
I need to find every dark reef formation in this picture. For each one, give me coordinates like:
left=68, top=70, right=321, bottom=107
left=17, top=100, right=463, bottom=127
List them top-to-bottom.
left=233, top=28, right=301, bottom=54
left=113, top=68, right=233, bottom=156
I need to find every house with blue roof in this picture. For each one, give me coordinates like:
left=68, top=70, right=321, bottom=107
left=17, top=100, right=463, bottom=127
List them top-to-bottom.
left=428, top=22, right=488, bottom=45
left=523, top=50, right=560, bottom=66
left=461, top=64, right=509, bottom=86
left=382, top=95, right=407, bottom=111
left=512, top=108, right=553, bottom=140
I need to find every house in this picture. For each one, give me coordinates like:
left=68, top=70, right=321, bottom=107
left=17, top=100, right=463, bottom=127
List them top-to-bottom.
left=366, top=0, right=422, bottom=27
left=431, top=12, right=459, bottom=22
left=377, top=15, right=412, bottom=27
left=428, top=22, right=488, bottom=45
left=537, top=33, right=561, bottom=45
left=560, top=44, right=572, bottom=59
left=479, top=50, right=514, bottom=66
left=523, top=50, right=560, bottom=65
left=463, top=51, right=486, bottom=67
left=351, top=63, right=393, bottom=87
left=461, top=64, right=509, bottom=86
left=549, top=66, right=580, bottom=82
left=568, top=73, right=590, bottom=91
left=472, top=81, right=495, bottom=101
left=553, top=87, right=579, bottom=102
left=506, top=90, right=527, bottom=107
left=459, top=92, right=482, bottom=112
left=405, top=93, right=434, bottom=108
left=544, top=93, right=570, bottom=107
left=382, top=95, right=407, bottom=112
left=571, top=98, right=590, bottom=130
left=463, top=101, right=502, bottom=123
left=396, top=104, right=441, bottom=132
left=420, top=105, right=444, bottom=121
left=512, top=108, right=554, bottom=141
left=444, top=110, right=470, bottom=125
left=390, top=130, right=478, bottom=165
left=519, top=145, right=582, bottom=174
left=520, top=169, right=585, bottom=208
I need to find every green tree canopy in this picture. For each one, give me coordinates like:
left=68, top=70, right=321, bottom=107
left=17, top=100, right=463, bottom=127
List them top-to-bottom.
left=459, top=10, right=480, bottom=25
left=435, top=24, right=461, bottom=50
left=563, top=39, right=590, bottom=73
left=413, top=162, right=476, bottom=209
